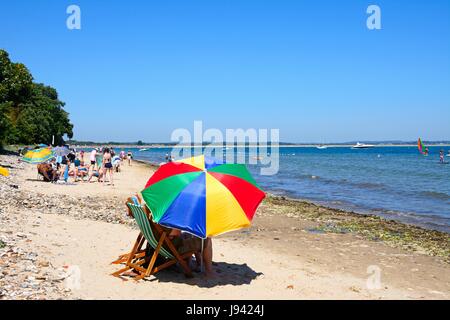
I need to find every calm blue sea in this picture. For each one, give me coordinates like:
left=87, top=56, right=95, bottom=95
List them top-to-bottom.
left=122, top=146, right=450, bottom=233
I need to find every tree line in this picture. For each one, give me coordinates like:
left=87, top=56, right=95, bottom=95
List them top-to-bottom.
left=0, top=49, right=73, bottom=148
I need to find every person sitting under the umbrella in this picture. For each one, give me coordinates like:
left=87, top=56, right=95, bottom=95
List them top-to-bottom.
left=168, top=229, right=214, bottom=276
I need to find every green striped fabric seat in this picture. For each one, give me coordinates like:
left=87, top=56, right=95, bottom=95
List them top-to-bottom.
left=127, top=203, right=174, bottom=260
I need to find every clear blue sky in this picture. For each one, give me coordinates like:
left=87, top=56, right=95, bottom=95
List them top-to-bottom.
left=1, top=0, right=449, bottom=142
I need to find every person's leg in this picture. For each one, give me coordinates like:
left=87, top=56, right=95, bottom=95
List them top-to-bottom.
left=102, top=167, right=106, bottom=185
left=109, top=167, right=114, bottom=185
left=87, top=168, right=93, bottom=182
left=99, top=168, right=104, bottom=182
left=42, top=170, right=51, bottom=182
left=48, top=170, right=54, bottom=182
left=202, top=238, right=213, bottom=275
left=192, top=252, right=202, bottom=271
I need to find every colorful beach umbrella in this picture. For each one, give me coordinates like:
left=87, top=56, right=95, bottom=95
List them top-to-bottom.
left=52, top=146, right=70, bottom=157
left=22, top=148, right=54, bottom=164
left=140, top=155, right=265, bottom=238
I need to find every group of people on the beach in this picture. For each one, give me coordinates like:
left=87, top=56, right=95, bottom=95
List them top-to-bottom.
left=36, top=147, right=134, bottom=185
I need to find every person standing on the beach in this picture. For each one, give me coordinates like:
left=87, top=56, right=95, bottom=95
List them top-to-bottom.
left=90, top=148, right=97, bottom=169
left=102, top=148, right=114, bottom=186
left=127, top=151, right=133, bottom=166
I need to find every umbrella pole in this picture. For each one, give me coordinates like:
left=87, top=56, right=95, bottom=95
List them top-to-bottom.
left=200, top=238, right=204, bottom=273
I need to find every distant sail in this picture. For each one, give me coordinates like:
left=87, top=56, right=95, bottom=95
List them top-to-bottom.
left=418, top=138, right=428, bottom=155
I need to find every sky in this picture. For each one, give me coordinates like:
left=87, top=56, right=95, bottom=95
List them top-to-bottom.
left=1, top=0, right=449, bottom=143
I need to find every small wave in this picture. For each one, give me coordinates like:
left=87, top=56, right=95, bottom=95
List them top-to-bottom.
left=291, top=173, right=320, bottom=180
left=293, top=174, right=388, bottom=191
left=327, top=180, right=387, bottom=192
left=353, top=182, right=386, bottom=190
left=420, top=191, right=450, bottom=201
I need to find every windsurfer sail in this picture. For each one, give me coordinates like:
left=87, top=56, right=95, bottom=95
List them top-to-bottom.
left=418, top=138, right=428, bottom=155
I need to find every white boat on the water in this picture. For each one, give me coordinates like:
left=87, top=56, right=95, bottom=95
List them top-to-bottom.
left=352, top=142, right=375, bottom=149
left=316, top=145, right=328, bottom=149
left=139, top=148, right=148, bottom=151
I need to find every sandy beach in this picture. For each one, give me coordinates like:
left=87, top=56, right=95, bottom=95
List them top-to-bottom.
left=1, top=154, right=449, bottom=300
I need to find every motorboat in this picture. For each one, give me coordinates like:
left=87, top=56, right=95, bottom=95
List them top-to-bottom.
left=351, top=142, right=375, bottom=149
left=316, top=145, right=328, bottom=149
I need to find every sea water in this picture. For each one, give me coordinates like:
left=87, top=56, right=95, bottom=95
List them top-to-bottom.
left=128, top=146, right=450, bottom=233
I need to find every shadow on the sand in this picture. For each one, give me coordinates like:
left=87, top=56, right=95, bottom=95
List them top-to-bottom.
left=0, top=149, right=19, bottom=156
left=0, top=164, right=16, bottom=169
left=145, top=262, right=263, bottom=288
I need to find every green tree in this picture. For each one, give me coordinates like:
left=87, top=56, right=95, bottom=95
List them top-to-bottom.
left=0, top=49, right=73, bottom=147
left=1, top=50, right=33, bottom=145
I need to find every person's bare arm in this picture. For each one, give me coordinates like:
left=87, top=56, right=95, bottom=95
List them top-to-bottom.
left=168, top=229, right=181, bottom=240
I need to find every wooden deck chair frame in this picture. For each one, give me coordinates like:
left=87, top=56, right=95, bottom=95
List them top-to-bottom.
left=111, top=195, right=143, bottom=264
left=112, top=202, right=194, bottom=280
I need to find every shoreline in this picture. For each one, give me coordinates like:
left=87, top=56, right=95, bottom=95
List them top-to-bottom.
left=65, top=144, right=450, bottom=149
left=1, top=153, right=449, bottom=299
left=136, top=157, right=449, bottom=236
left=133, top=158, right=449, bottom=261
left=267, top=193, right=449, bottom=234
left=263, top=195, right=450, bottom=262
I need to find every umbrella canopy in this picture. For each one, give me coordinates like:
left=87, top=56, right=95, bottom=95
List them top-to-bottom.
left=53, top=146, right=70, bottom=157
left=22, top=148, right=54, bottom=164
left=140, top=155, right=265, bottom=238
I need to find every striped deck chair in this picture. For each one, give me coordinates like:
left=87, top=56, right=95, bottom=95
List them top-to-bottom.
left=111, top=195, right=143, bottom=265
left=112, top=202, right=194, bottom=280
